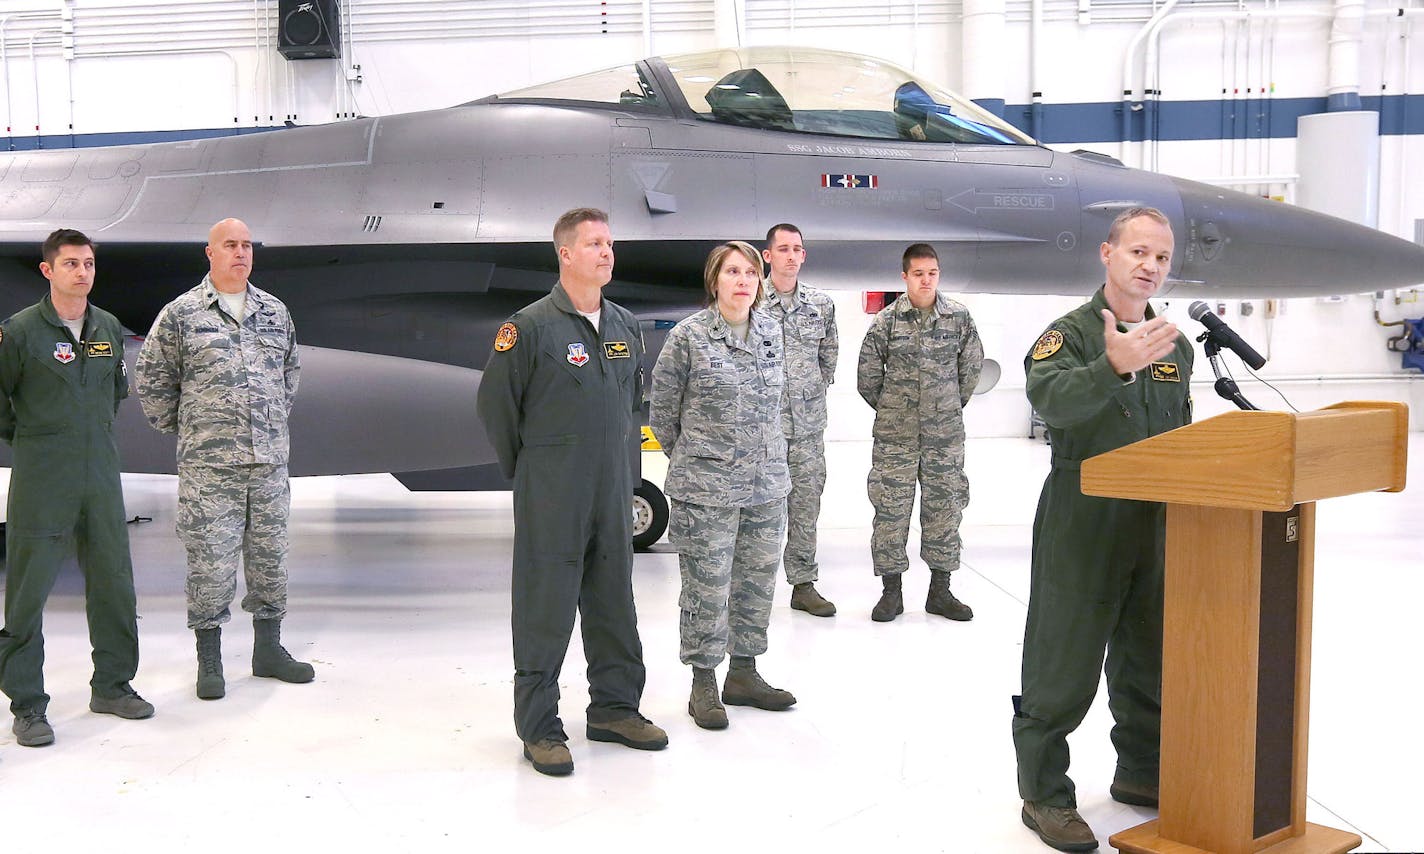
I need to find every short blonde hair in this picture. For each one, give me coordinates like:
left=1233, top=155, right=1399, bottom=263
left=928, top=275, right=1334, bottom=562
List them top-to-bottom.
left=1106, top=207, right=1171, bottom=245
left=702, top=241, right=763, bottom=306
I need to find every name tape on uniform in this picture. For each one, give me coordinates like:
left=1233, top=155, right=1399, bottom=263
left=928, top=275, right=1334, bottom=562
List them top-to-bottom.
left=86, top=341, right=114, bottom=357
left=603, top=341, right=631, bottom=359
left=1150, top=361, right=1180, bottom=382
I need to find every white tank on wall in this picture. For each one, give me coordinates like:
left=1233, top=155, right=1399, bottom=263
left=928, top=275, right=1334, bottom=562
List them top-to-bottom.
left=1296, top=111, right=1381, bottom=228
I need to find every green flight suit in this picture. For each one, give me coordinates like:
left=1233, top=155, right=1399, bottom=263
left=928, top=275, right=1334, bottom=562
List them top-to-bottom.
left=475, top=283, right=648, bottom=745
left=1011, top=287, right=1193, bottom=808
left=0, top=295, right=139, bottom=715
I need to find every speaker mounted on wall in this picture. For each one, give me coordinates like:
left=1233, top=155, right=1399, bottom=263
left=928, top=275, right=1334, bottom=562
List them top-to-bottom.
left=278, top=0, right=341, bottom=60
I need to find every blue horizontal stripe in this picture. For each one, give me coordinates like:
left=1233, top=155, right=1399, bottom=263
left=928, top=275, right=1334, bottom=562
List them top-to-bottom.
left=1003, top=93, right=1424, bottom=144
left=3, top=94, right=1423, bottom=150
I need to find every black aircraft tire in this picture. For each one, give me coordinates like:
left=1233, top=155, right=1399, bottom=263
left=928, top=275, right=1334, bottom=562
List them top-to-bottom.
left=631, top=479, right=669, bottom=551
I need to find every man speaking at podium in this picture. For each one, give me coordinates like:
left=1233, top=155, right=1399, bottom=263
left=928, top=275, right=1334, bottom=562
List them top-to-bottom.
left=1012, top=207, right=1194, bottom=852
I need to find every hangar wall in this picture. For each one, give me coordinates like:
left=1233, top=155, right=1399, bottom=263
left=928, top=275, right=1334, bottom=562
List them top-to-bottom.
left=1, top=0, right=1421, bottom=435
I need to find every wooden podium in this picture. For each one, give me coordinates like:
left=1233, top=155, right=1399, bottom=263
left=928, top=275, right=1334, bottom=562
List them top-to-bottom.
left=1080, top=401, right=1408, bottom=854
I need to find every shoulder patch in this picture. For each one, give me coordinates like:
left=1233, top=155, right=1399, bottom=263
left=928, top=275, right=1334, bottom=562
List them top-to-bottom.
left=493, top=322, right=518, bottom=352
left=0, top=326, right=4, bottom=346
left=1031, top=329, right=1064, bottom=361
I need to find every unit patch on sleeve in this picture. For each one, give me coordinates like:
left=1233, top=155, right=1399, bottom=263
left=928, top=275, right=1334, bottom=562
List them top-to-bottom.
left=493, top=322, right=518, bottom=352
left=1030, top=329, right=1064, bottom=361
left=86, top=341, right=114, bottom=357
left=603, top=341, right=631, bottom=359
left=1150, top=361, right=1180, bottom=382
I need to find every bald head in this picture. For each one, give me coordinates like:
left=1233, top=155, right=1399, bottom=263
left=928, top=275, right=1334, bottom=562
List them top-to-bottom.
left=206, top=218, right=253, bottom=293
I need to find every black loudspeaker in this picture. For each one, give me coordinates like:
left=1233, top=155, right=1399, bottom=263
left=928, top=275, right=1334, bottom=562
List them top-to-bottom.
left=278, top=0, right=341, bottom=60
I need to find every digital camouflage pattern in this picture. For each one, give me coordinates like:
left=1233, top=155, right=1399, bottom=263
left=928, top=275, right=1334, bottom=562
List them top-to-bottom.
left=135, top=275, right=299, bottom=467
left=136, top=275, right=300, bottom=631
left=764, top=283, right=837, bottom=585
left=857, top=292, right=983, bottom=576
left=652, top=305, right=790, bottom=668
left=650, top=306, right=790, bottom=507
left=177, top=462, right=290, bottom=629
left=670, top=498, right=785, bottom=668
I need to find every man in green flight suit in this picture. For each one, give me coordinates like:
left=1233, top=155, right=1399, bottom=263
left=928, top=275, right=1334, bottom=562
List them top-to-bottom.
left=476, top=207, right=667, bottom=777
left=1013, top=208, right=1193, bottom=851
left=0, top=229, right=155, bottom=749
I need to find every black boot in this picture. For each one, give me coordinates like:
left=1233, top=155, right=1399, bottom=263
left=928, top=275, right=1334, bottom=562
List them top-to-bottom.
left=926, top=570, right=973, bottom=621
left=871, top=574, right=904, bottom=622
left=252, top=619, right=315, bottom=683
left=196, top=627, right=225, bottom=700
left=722, top=656, right=796, bottom=710
left=688, top=667, right=728, bottom=729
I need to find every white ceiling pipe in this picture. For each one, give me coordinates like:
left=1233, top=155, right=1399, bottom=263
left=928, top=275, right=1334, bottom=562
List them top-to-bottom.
left=963, top=0, right=1008, bottom=113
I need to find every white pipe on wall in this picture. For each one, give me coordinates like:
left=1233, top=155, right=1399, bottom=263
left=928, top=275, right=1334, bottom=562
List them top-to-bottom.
left=962, top=0, right=1007, bottom=112
left=1327, top=0, right=1366, bottom=110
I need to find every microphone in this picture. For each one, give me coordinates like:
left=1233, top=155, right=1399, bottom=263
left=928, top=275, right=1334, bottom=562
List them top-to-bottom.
left=1187, top=301, right=1267, bottom=370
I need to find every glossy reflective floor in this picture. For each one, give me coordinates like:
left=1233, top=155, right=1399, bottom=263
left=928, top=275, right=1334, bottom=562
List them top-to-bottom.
left=0, top=436, right=1417, bottom=852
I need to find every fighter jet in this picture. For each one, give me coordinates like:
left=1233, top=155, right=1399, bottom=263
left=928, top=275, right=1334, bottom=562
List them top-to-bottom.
left=3, top=45, right=1422, bottom=547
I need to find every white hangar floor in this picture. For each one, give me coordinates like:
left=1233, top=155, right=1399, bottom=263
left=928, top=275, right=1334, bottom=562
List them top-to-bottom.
left=0, top=435, right=1417, bottom=852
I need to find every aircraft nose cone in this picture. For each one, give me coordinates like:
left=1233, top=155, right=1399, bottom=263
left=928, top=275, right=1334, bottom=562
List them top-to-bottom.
left=1170, top=176, right=1424, bottom=296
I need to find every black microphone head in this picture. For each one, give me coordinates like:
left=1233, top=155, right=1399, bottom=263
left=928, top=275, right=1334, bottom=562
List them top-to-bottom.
left=1187, top=300, right=1210, bottom=321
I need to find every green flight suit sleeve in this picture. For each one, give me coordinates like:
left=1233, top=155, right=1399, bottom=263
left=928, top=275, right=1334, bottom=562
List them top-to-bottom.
left=819, top=297, right=839, bottom=386
left=135, top=305, right=183, bottom=434
left=856, top=311, right=889, bottom=409
left=958, top=312, right=985, bottom=408
left=475, top=318, right=532, bottom=480
left=0, top=321, right=20, bottom=444
left=649, top=322, right=689, bottom=456
left=1024, top=322, right=1129, bottom=430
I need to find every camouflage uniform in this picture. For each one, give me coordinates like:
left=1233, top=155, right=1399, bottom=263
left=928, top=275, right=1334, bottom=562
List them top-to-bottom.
left=135, top=275, right=299, bottom=630
left=763, top=282, right=837, bottom=585
left=1013, top=287, right=1192, bottom=809
left=856, top=293, right=983, bottom=577
left=0, top=296, right=140, bottom=714
left=650, top=306, right=789, bottom=668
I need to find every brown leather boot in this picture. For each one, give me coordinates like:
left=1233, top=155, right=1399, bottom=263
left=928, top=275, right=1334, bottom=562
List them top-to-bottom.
left=926, top=570, right=973, bottom=621
left=871, top=573, right=904, bottom=622
left=790, top=582, right=836, bottom=617
left=722, top=656, right=796, bottom=710
left=688, top=666, right=728, bottom=730
left=1021, top=801, right=1099, bottom=851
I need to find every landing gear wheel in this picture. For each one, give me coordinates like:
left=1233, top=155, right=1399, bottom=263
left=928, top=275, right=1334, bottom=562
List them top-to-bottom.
left=632, top=479, right=669, bottom=551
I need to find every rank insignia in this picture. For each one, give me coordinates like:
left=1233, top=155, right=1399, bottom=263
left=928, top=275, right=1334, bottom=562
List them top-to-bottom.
left=493, top=322, right=518, bottom=352
left=1031, top=329, right=1063, bottom=361
left=86, top=341, right=114, bottom=358
left=604, top=341, right=631, bottom=359
left=54, top=342, right=75, bottom=364
left=567, top=342, right=590, bottom=366
left=1150, top=361, right=1180, bottom=382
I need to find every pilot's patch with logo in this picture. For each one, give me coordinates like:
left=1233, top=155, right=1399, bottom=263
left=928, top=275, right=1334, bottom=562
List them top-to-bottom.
left=493, top=322, right=518, bottom=352
left=0, top=327, right=5, bottom=346
left=1031, top=329, right=1064, bottom=361
left=87, top=341, right=114, bottom=358
left=604, top=341, right=631, bottom=359
left=54, top=342, right=75, bottom=364
left=567, top=342, right=590, bottom=367
left=1150, top=362, right=1180, bottom=382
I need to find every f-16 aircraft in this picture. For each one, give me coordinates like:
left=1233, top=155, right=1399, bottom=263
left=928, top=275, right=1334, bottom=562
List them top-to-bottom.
left=3, top=45, right=1423, bottom=547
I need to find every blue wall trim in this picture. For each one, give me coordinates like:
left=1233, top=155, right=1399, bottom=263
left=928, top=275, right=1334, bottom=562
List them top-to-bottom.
left=1001, top=93, right=1424, bottom=144
left=3, top=94, right=1424, bottom=150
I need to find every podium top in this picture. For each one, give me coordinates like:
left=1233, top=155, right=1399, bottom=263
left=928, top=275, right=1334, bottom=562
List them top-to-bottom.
left=1080, top=401, right=1408, bottom=511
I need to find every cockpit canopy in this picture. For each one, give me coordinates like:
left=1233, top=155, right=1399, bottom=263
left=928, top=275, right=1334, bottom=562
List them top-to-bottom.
left=496, top=46, right=1036, bottom=146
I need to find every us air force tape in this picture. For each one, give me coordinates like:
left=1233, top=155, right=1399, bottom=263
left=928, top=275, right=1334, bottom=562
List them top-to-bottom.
left=493, top=322, right=518, bottom=352
left=1031, top=329, right=1063, bottom=360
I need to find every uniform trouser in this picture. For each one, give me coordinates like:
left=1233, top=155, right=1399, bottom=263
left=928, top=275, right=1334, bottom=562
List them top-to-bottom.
left=782, top=431, right=827, bottom=585
left=867, top=439, right=968, bottom=576
left=510, top=460, right=646, bottom=744
left=177, top=463, right=290, bottom=631
left=1012, top=470, right=1165, bottom=808
left=0, top=492, right=140, bottom=715
left=671, top=498, right=786, bottom=669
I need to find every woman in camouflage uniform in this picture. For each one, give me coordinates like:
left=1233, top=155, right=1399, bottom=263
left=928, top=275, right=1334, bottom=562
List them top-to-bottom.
left=650, top=241, right=795, bottom=730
